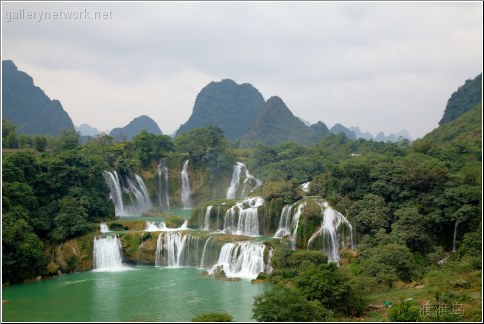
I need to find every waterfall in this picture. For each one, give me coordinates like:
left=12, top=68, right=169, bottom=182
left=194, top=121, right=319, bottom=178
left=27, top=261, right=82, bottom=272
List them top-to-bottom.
left=157, top=159, right=170, bottom=209
left=181, top=160, right=192, bottom=209
left=226, top=162, right=263, bottom=199
left=103, top=171, right=125, bottom=216
left=135, top=174, right=152, bottom=210
left=301, top=182, right=311, bottom=193
left=223, top=197, right=264, bottom=236
left=307, top=202, right=353, bottom=263
left=290, top=203, right=306, bottom=249
left=274, top=205, right=293, bottom=238
left=203, top=206, right=213, bottom=230
left=145, top=220, right=187, bottom=232
left=452, top=220, right=460, bottom=252
left=100, top=223, right=110, bottom=233
left=155, top=232, right=207, bottom=267
left=155, top=234, right=163, bottom=266
left=93, top=235, right=126, bottom=271
left=200, top=237, right=212, bottom=268
left=210, top=242, right=270, bottom=279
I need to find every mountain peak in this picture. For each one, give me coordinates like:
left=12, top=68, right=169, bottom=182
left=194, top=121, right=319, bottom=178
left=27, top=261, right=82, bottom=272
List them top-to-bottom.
left=2, top=60, right=75, bottom=136
left=176, top=79, right=265, bottom=140
left=109, top=115, right=162, bottom=141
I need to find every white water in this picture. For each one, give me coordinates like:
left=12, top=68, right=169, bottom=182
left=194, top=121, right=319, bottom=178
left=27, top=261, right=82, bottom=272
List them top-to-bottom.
left=157, top=159, right=170, bottom=209
left=181, top=160, right=192, bottom=209
left=226, top=162, right=262, bottom=199
left=103, top=171, right=125, bottom=216
left=301, top=182, right=311, bottom=193
left=223, top=197, right=264, bottom=236
left=307, top=201, right=353, bottom=263
left=290, top=203, right=306, bottom=249
left=274, top=205, right=293, bottom=238
left=203, top=206, right=213, bottom=230
left=145, top=220, right=188, bottom=232
left=452, top=220, right=460, bottom=252
left=100, top=223, right=110, bottom=233
left=155, top=232, right=204, bottom=267
left=93, top=235, right=128, bottom=272
left=200, top=237, right=212, bottom=268
left=210, top=242, right=269, bottom=279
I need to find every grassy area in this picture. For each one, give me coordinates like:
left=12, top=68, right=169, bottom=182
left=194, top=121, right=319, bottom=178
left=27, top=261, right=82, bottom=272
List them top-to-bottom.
left=339, top=254, right=482, bottom=322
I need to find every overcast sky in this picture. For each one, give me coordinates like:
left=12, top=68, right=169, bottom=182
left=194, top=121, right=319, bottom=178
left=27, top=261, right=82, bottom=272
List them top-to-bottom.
left=2, top=1, right=482, bottom=139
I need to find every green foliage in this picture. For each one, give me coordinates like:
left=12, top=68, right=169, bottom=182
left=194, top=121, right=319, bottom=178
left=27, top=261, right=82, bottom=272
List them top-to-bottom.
left=439, top=73, right=482, bottom=125
left=2, top=119, right=19, bottom=148
left=174, top=126, right=235, bottom=174
left=132, top=130, right=174, bottom=167
left=262, top=181, right=301, bottom=204
left=348, top=194, right=390, bottom=235
left=2, top=211, right=47, bottom=283
left=164, top=216, right=185, bottom=228
left=294, top=263, right=365, bottom=316
left=252, top=285, right=333, bottom=322
left=387, top=299, right=421, bottom=322
left=191, top=313, right=233, bottom=322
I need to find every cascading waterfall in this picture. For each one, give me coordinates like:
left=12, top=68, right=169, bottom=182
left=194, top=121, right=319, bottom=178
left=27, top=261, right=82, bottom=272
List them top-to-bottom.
left=157, top=159, right=170, bottom=209
left=181, top=160, right=192, bottom=209
left=226, top=162, right=262, bottom=199
left=103, top=171, right=125, bottom=216
left=135, top=174, right=152, bottom=211
left=301, top=182, right=311, bottom=193
left=223, top=197, right=264, bottom=236
left=307, top=201, right=353, bottom=263
left=290, top=203, right=305, bottom=249
left=274, top=204, right=293, bottom=238
left=203, top=206, right=213, bottom=230
left=145, top=220, right=187, bottom=232
left=452, top=220, right=460, bottom=252
left=100, top=223, right=110, bottom=233
left=155, top=232, right=207, bottom=267
left=93, top=235, right=126, bottom=271
left=200, top=237, right=212, bottom=268
left=210, top=242, right=270, bottom=279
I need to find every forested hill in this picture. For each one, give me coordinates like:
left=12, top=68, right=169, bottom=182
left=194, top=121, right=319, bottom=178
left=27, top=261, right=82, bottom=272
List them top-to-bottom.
left=2, top=60, right=75, bottom=136
left=439, top=73, right=482, bottom=125
left=176, top=79, right=265, bottom=140
left=239, top=96, right=328, bottom=147
left=109, top=115, right=162, bottom=141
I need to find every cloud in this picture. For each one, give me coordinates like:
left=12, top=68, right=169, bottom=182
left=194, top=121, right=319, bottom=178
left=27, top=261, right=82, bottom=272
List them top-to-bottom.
left=2, top=2, right=482, bottom=138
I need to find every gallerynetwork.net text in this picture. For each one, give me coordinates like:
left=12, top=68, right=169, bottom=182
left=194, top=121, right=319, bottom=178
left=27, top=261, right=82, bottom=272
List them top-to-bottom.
left=5, top=9, right=113, bottom=22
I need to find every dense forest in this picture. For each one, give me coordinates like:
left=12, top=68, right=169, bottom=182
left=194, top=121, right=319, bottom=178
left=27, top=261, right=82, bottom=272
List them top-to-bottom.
left=2, top=74, right=482, bottom=321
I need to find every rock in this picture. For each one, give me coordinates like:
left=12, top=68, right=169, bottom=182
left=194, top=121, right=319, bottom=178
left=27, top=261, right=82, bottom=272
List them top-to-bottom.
left=200, top=271, right=209, bottom=277
left=35, top=276, right=41, bottom=281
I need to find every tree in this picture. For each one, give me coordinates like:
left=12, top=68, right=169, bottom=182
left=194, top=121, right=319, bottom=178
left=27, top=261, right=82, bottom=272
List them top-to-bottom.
left=2, top=119, right=19, bottom=148
left=174, top=126, right=234, bottom=172
left=133, top=130, right=174, bottom=167
left=348, top=194, right=391, bottom=235
left=51, top=195, right=90, bottom=242
left=391, top=207, right=432, bottom=253
left=2, top=211, right=47, bottom=283
left=294, top=263, right=365, bottom=316
left=252, top=285, right=332, bottom=322
left=192, top=313, right=233, bottom=322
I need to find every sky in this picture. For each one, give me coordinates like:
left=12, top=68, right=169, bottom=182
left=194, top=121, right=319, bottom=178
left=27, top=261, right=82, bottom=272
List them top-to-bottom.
left=2, top=1, right=482, bottom=139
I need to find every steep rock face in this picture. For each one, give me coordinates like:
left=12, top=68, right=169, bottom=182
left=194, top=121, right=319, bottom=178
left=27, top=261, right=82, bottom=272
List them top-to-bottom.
left=2, top=60, right=75, bottom=136
left=439, top=73, right=482, bottom=126
left=176, top=79, right=265, bottom=140
left=240, top=96, right=323, bottom=147
left=109, top=115, right=162, bottom=141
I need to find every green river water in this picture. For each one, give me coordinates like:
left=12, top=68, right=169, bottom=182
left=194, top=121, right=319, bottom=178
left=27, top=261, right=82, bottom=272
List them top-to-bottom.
left=2, top=266, right=267, bottom=322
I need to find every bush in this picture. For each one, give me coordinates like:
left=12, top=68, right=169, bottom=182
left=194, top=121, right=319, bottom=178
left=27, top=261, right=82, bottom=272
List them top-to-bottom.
left=165, top=216, right=186, bottom=228
left=252, top=285, right=332, bottom=322
left=388, top=299, right=420, bottom=322
left=192, top=313, right=233, bottom=322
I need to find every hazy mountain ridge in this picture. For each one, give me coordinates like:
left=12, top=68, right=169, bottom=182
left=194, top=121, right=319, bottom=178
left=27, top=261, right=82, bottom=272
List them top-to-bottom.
left=2, top=60, right=75, bottom=136
left=176, top=79, right=265, bottom=140
left=109, top=115, right=162, bottom=141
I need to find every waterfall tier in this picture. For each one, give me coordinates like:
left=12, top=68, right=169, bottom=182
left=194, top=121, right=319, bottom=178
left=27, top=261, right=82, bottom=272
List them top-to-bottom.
left=157, top=159, right=170, bottom=209
left=181, top=160, right=192, bottom=209
left=226, top=162, right=262, bottom=199
left=223, top=197, right=264, bottom=236
left=307, top=201, right=353, bottom=263
left=93, top=235, right=127, bottom=272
